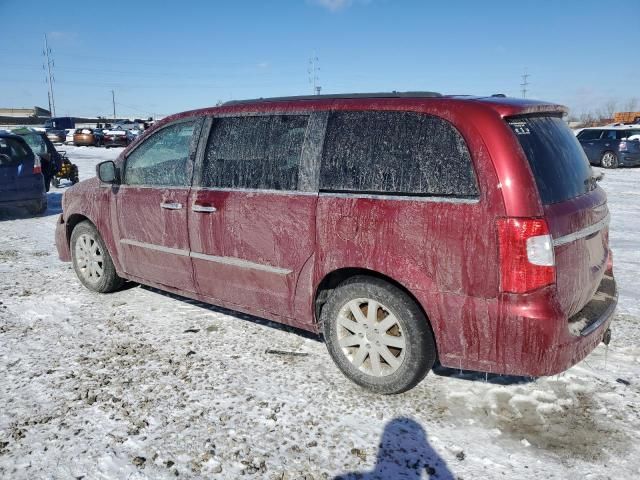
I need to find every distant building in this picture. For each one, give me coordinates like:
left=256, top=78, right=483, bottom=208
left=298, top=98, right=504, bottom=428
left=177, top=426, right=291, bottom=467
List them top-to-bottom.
left=0, top=106, right=51, bottom=118
left=613, top=111, right=640, bottom=124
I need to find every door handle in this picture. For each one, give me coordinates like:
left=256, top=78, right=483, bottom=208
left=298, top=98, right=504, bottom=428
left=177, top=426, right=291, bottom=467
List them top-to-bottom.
left=160, top=202, right=183, bottom=210
left=192, top=204, right=217, bottom=213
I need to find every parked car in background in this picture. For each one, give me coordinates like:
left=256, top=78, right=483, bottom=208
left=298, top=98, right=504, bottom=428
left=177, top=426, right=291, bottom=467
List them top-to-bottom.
left=55, top=93, right=615, bottom=394
left=577, top=126, right=640, bottom=168
left=12, top=127, right=62, bottom=191
left=73, top=128, right=103, bottom=147
left=103, top=128, right=131, bottom=148
left=46, top=129, right=66, bottom=144
left=65, top=129, right=75, bottom=145
left=0, top=132, right=47, bottom=214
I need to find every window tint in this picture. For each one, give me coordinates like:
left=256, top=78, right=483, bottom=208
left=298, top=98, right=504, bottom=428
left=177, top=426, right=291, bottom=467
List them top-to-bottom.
left=319, top=111, right=477, bottom=197
left=202, top=115, right=308, bottom=190
left=508, top=116, right=594, bottom=205
left=125, top=121, right=195, bottom=186
left=577, top=129, right=602, bottom=141
left=617, top=129, right=640, bottom=139
left=603, top=130, right=616, bottom=140
left=0, top=138, right=30, bottom=165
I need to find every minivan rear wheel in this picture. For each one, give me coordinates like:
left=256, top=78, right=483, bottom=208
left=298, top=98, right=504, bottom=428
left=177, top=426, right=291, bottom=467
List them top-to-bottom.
left=601, top=151, right=618, bottom=168
left=71, top=221, right=124, bottom=293
left=321, top=276, right=436, bottom=394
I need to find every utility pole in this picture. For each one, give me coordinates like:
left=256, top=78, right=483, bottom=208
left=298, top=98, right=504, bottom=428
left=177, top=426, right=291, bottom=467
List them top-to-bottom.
left=43, top=34, right=56, bottom=117
left=308, top=54, right=321, bottom=95
left=520, top=69, right=530, bottom=99
left=111, top=90, right=116, bottom=120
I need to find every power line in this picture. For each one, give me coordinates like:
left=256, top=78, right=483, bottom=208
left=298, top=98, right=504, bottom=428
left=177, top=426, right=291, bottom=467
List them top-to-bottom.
left=520, top=69, right=530, bottom=99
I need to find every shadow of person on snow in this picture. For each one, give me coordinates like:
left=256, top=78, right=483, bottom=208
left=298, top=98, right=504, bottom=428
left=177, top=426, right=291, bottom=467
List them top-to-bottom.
left=334, top=417, right=455, bottom=480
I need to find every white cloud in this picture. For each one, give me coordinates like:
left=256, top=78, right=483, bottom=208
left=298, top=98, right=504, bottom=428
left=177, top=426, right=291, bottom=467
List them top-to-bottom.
left=310, top=0, right=355, bottom=12
left=48, top=31, right=77, bottom=41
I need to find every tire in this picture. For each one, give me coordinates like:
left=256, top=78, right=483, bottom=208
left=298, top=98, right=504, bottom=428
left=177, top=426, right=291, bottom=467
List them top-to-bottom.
left=601, top=151, right=618, bottom=169
left=27, top=197, right=47, bottom=215
left=70, top=221, right=124, bottom=293
left=321, top=276, right=436, bottom=394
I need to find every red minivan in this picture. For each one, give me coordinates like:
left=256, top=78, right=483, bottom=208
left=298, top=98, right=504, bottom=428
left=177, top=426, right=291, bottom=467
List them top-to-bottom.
left=55, top=93, right=616, bottom=394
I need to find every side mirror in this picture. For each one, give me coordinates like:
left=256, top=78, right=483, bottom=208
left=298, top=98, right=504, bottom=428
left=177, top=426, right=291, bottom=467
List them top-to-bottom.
left=97, top=160, right=119, bottom=184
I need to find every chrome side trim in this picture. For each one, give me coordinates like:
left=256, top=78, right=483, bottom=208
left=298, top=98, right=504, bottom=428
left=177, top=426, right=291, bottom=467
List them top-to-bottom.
left=191, top=187, right=317, bottom=196
left=319, top=192, right=479, bottom=204
left=553, top=213, right=610, bottom=247
left=119, top=239, right=291, bottom=275
left=120, top=239, right=189, bottom=257
left=190, top=252, right=292, bottom=275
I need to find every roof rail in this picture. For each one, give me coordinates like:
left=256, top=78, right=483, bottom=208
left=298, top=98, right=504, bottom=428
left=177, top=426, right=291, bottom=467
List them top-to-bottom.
left=223, top=91, right=442, bottom=106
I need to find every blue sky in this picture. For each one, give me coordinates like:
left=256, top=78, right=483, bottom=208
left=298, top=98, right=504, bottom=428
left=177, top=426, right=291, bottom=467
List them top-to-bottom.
left=1, top=0, right=637, bottom=119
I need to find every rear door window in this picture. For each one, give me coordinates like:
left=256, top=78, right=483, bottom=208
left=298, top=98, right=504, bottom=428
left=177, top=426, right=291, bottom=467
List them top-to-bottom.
left=319, top=111, right=478, bottom=197
left=201, top=115, right=309, bottom=190
left=508, top=116, right=594, bottom=205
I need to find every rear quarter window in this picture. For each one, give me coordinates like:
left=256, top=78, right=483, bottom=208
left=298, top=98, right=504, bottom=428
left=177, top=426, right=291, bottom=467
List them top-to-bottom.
left=320, top=111, right=478, bottom=197
left=508, top=116, right=594, bottom=205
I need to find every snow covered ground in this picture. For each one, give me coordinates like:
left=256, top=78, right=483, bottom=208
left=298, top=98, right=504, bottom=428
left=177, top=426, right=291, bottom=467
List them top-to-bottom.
left=1, top=146, right=639, bottom=479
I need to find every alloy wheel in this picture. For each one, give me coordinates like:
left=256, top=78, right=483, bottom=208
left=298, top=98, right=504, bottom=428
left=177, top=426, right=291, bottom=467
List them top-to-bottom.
left=74, top=233, right=104, bottom=284
left=336, top=298, right=406, bottom=377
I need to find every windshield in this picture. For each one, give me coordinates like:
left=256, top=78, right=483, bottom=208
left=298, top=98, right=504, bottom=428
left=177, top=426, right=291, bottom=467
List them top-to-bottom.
left=508, top=116, right=594, bottom=205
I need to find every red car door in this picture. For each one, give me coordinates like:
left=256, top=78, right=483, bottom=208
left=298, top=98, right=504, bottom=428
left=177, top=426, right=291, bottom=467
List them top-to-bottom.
left=187, top=113, right=323, bottom=323
left=116, top=118, right=202, bottom=292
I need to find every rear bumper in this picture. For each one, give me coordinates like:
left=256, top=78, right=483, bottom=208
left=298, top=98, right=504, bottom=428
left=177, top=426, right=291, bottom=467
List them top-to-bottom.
left=619, top=152, right=640, bottom=167
left=0, top=192, right=46, bottom=209
left=55, top=214, right=71, bottom=262
left=437, top=273, right=617, bottom=377
left=496, top=274, right=617, bottom=376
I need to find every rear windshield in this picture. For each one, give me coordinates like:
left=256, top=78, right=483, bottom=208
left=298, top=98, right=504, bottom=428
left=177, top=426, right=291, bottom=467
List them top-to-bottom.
left=508, top=116, right=594, bottom=205
left=0, top=138, right=30, bottom=165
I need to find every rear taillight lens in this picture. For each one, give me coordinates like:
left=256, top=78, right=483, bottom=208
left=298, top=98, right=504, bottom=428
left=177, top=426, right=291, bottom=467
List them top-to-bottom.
left=619, top=140, right=628, bottom=151
left=33, top=155, right=42, bottom=174
left=497, top=217, right=556, bottom=293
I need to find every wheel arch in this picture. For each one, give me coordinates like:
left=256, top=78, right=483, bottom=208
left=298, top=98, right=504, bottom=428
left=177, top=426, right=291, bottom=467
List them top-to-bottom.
left=66, top=213, right=94, bottom=246
left=313, top=267, right=439, bottom=357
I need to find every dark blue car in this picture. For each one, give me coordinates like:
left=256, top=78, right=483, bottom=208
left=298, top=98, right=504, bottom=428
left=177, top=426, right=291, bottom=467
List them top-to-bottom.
left=576, top=126, right=640, bottom=168
left=0, top=133, right=47, bottom=214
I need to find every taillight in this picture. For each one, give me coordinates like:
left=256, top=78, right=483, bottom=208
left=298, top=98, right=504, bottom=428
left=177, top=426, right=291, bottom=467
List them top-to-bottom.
left=619, top=140, right=628, bottom=152
left=33, top=155, right=42, bottom=174
left=497, top=217, right=555, bottom=293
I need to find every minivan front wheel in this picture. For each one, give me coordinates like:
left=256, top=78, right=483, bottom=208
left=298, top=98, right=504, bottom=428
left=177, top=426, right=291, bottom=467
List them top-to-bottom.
left=601, top=151, right=618, bottom=168
left=71, top=221, right=124, bottom=293
left=321, top=276, right=436, bottom=394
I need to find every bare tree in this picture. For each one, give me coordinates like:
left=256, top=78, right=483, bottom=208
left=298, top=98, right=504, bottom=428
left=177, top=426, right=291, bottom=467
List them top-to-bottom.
left=623, top=97, right=639, bottom=112
left=604, top=100, right=617, bottom=119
